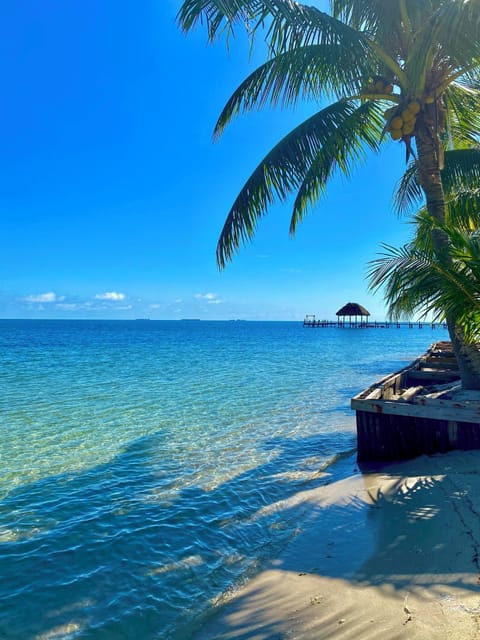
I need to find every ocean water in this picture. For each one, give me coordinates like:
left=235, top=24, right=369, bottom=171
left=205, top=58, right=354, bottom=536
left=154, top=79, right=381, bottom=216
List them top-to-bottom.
left=0, top=320, right=440, bottom=639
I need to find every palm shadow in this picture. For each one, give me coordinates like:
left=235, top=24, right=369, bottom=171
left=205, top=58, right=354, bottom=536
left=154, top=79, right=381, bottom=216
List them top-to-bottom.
left=3, top=425, right=475, bottom=640
left=0, top=427, right=357, bottom=640
left=193, top=452, right=480, bottom=639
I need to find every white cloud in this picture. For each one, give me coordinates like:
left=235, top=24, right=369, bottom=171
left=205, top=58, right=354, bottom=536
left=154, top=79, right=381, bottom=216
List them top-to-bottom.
left=94, top=291, right=126, bottom=301
left=24, top=292, right=57, bottom=303
left=195, top=292, right=218, bottom=300
left=208, top=299, right=222, bottom=305
left=56, top=303, right=78, bottom=310
left=149, top=304, right=161, bottom=309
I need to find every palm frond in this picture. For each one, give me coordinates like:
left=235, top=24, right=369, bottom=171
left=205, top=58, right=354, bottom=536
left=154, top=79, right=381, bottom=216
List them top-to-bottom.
left=177, top=0, right=268, bottom=43
left=178, top=0, right=370, bottom=60
left=332, top=0, right=406, bottom=37
left=332, top=0, right=440, bottom=76
left=430, top=0, right=480, bottom=70
left=260, top=1, right=369, bottom=56
left=400, top=2, right=480, bottom=97
left=403, top=25, right=437, bottom=96
left=214, top=43, right=372, bottom=137
left=444, top=82, right=480, bottom=147
left=216, top=100, right=379, bottom=267
left=290, top=100, right=384, bottom=232
left=394, top=148, right=480, bottom=216
left=439, top=148, right=480, bottom=193
left=393, top=161, right=423, bottom=215
left=446, top=188, right=480, bottom=231
left=410, top=209, right=435, bottom=253
left=369, top=216, right=480, bottom=339
left=368, top=243, right=447, bottom=321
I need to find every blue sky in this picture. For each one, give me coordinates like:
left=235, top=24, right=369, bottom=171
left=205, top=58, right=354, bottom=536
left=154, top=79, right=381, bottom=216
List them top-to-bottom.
left=1, top=1, right=417, bottom=320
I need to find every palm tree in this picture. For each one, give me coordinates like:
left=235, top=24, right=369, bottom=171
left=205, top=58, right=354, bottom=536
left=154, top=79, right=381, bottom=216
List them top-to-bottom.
left=177, top=0, right=480, bottom=388
left=370, top=148, right=480, bottom=371
left=369, top=217, right=480, bottom=341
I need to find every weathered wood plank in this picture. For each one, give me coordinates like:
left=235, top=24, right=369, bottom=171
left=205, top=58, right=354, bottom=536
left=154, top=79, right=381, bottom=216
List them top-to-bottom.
left=351, top=341, right=480, bottom=461
left=420, top=361, right=459, bottom=370
left=407, top=369, right=460, bottom=380
left=397, top=385, right=424, bottom=402
left=364, top=387, right=382, bottom=400
left=351, top=396, right=480, bottom=423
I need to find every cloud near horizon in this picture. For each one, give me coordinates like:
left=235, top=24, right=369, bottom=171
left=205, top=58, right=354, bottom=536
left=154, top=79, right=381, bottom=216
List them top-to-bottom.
left=94, top=291, right=126, bottom=301
left=24, top=292, right=62, bottom=303
left=195, top=292, right=223, bottom=305
left=56, top=303, right=78, bottom=310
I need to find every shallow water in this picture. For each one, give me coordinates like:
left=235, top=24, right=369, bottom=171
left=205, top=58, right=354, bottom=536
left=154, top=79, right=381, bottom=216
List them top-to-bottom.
left=0, top=320, right=439, bottom=638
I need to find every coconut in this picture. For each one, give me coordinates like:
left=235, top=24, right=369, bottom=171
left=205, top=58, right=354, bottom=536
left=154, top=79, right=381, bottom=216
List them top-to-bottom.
left=407, top=101, right=421, bottom=114
left=383, top=107, right=397, bottom=120
left=401, top=110, right=416, bottom=123
left=390, top=116, right=404, bottom=130
left=391, top=130, right=402, bottom=140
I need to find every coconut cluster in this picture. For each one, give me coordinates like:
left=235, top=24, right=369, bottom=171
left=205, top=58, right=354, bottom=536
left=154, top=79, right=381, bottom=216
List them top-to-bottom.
left=364, top=76, right=394, bottom=95
left=384, top=100, right=421, bottom=140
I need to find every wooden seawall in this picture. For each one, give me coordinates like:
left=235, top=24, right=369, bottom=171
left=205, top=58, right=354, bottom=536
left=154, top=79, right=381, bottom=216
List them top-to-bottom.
left=352, top=342, right=480, bottom=462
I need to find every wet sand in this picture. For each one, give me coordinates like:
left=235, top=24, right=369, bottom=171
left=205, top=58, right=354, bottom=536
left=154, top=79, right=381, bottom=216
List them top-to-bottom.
left=195, top=451, right=480, bottom=639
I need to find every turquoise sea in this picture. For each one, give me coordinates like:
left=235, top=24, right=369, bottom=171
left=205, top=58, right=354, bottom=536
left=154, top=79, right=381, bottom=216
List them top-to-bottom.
left=0, top=320, right=441, bottom=639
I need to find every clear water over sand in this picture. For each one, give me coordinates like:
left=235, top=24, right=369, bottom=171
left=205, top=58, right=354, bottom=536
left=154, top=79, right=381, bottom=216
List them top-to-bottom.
left=0, top=320, right=438, bottom=638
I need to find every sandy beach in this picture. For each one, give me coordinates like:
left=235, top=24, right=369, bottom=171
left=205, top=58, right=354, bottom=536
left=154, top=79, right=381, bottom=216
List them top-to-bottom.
left=195, top=451, right=480, bottom=639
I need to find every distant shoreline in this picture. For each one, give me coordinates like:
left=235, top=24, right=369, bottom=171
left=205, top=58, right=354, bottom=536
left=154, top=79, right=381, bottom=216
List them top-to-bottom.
left=0, top=318, right=447, bottom=325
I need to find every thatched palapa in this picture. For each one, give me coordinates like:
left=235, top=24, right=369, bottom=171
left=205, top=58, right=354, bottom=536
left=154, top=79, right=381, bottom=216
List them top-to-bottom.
left=336, top=302, right=370, bottom=326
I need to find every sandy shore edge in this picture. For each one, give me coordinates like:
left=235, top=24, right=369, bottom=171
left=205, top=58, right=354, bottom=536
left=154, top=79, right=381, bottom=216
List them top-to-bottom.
left=194, top=451, right=480, bottom=639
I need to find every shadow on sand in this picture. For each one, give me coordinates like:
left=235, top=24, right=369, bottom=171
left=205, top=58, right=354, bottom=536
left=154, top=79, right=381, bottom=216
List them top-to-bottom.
left=0, top=427, right=356, bottom=640
left=193, top=452, right=480, bottom=640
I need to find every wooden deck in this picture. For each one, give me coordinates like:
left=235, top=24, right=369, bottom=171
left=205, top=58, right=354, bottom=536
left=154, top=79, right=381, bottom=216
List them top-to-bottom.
left=303, top=315, right=447, bottom=329
left=352, top=342, right=480, bottom=462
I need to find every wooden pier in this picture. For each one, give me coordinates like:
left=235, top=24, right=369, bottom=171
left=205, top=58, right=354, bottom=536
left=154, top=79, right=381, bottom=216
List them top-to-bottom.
left=303, top=315, right=447, bottom=329
left=352, top=342, right=480, bottom=462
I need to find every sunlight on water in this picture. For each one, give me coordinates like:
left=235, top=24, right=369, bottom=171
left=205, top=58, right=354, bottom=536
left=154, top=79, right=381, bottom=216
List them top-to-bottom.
left=0, top=320, right=438, bottom=638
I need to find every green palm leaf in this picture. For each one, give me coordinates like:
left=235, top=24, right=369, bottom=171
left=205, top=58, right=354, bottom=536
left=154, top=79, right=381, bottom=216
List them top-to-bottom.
left=177, top=0, right=267, bottom=42
left=178, top=0, right=369, bottom=59
left=332, top=0, right=400, bottom=31
left=430, top=0, right=480, bottom=70
left=214, top=43, right=374, bottom=137
left=444, top=83, right=480, bottom=147
left=216, top=100, right=382, bottom=267
left=290, top=100, right=384, bottom=232
left=395, top=148, right=480, bottom=215
left=440, top=149, right=480, bottom=193
left=393, top=162, right=424, bottom=216
left=446, top=188, right=480, bottom=231
left=369, top=216, right=480, bottom=340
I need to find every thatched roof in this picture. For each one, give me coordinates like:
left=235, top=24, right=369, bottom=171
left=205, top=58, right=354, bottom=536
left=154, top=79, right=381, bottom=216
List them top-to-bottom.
left=336, top=302, right=370, bottom=317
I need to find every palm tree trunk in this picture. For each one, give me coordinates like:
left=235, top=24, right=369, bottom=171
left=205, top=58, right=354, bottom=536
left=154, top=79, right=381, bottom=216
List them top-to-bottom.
left=416, top=123, right=480, bottom=390
left=447, top=317, right=480, bottom=390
